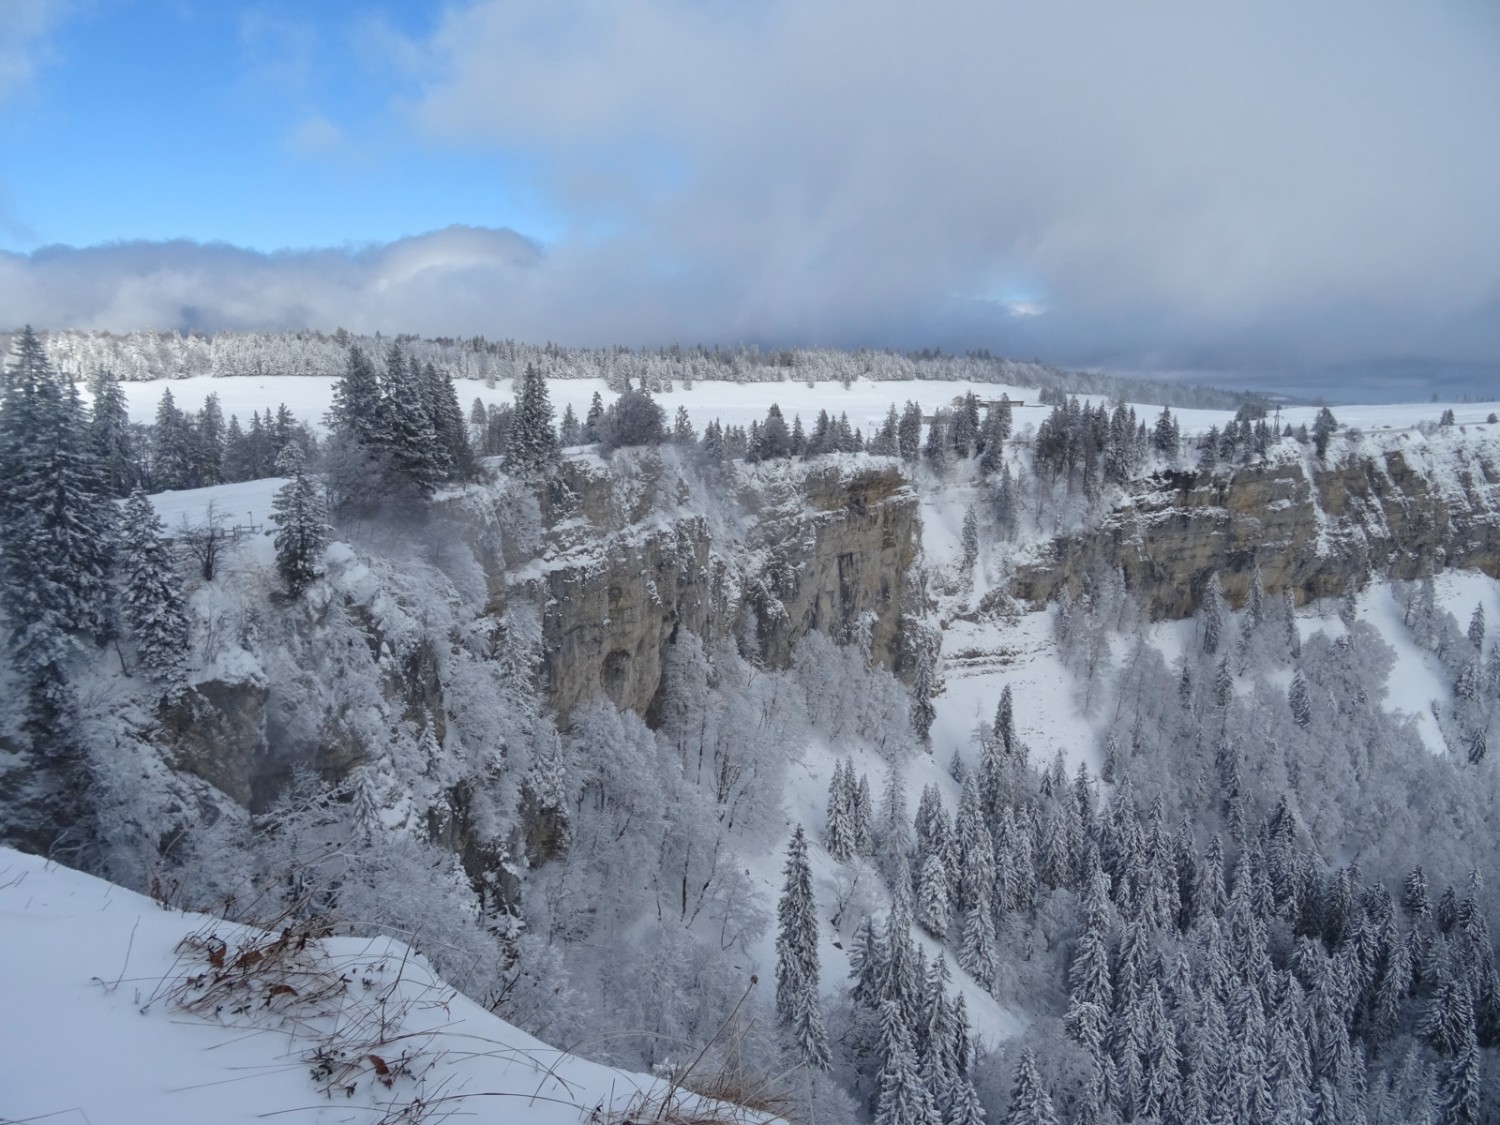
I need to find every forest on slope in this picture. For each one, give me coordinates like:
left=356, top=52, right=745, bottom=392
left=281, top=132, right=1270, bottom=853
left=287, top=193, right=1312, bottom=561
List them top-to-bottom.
left=2, top=327, right=1500, bottom=1124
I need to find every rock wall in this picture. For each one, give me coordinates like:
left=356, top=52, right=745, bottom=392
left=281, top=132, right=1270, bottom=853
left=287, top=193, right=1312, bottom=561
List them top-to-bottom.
left=1012, top=443, right=1500, bottom=616
left=484, top=453, right=921, bottom=723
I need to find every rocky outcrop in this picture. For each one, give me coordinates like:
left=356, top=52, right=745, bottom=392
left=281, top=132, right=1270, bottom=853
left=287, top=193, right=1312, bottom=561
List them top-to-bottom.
left=1012, top=441, right=1500, bottom=617
left=479, top=452, right=921, bottom=722
left=742, top=463, right=919, bottom=673
left=157, top=679, right=270, bottom=807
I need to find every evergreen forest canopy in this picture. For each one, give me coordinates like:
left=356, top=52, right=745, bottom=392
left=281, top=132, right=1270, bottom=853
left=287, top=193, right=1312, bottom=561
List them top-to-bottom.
left=1, top=326, right=1499, bottom=1125
left=1, top=326, right=1252, bottom=411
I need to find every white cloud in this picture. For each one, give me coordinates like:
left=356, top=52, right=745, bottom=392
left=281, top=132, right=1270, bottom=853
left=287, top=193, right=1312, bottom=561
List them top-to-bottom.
left=378, top=0, right=1500, bottom=379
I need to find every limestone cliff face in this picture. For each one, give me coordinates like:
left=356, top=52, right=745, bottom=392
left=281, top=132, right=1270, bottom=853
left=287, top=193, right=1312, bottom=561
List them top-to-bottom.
left=1012, top=439, right=1500, bottom=616
left=480, top=452, right=921, bottom=722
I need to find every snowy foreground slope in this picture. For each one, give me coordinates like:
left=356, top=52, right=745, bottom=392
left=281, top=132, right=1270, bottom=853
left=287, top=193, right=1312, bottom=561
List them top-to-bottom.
left=0, top=847, right=768, bottom=1125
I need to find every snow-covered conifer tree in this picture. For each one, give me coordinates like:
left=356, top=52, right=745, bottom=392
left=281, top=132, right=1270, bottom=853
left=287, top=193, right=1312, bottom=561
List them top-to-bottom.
left=0, top=329, right=116, bottom=733
left=327, top=343, right=383, bottom=446
left=375, top=345, right=444, bottom=500
left=507, top=361, right=561, bottom=477
left=87, top=369, right=135, bottom=496
left=583, top=390, right=605, bottom=443
left=269, top=444, right=329, bottom=598
left=118, top=490, right=187, bottom=687
left=960, top=506, right=979, bottom=573
left=1202, top=573, right=1226, bottom=656
left=906, top=651, right=930, bottom=750
left=1289, top=670, right=1312, bottom=728
left=825, top=760, right=856, bottom=862
left=878, top=767, right=912, bottom=877
left=853, top=771, right=875, bottom=856
left=775, top=825, right=829, bottom=1069
left=916, top=852, right=951, bottom=937
left=959, top=881, right=997, bottom=991
left=873, top=999, right=937, bottom=1125
left=1004, top=1050, right=1058, bottom=1125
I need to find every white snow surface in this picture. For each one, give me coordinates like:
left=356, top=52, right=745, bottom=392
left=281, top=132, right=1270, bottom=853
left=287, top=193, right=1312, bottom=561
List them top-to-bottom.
left=111, top=373, right=1500, bottom=441
left=0, top=847, right=762, bottom=1125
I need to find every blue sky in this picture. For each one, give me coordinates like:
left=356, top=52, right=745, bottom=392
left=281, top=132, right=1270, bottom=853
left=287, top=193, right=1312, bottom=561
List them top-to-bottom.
left=2, top=0, right=1498, bottom=399
left=1, top=2, right=563, bottom=250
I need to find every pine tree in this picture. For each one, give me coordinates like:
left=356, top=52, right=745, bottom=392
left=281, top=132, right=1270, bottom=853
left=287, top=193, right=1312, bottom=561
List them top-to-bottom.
left=0, top=329, right=115, bottom=836
left=0, top=331, right=117, bottom=674
left=328, top=343, right=383, bottom=446
left=376, top=345, right=444, bottom=500
left=422, top=360, right=471, bottom=481
left=87, top=369, right=136, bottom=496
left=151, top=387, right=194, bottom=490
left=583, top=391, right=605, bottom=443
left=194, top=392, right=226, bottom=487
left=557, top=402, right=581, bottom=446
left=898, top=402, right=923, bottom=462
left=672, top=405, right=696, bottom=446
left=1152, top=407, right=1178, bottom=459
left=1311, top=407, right=1338, bottom=458
left=922, top=411, right=947, bottom=472
left=269, top=444, right=329, bottom=598
left=118, top=490, right=187, bottom=687
left=960, top=506, right=979, bottom=573
left=1202, top=573, right=1226, bottom=656
left=911, top=646, right=936, bottom=744
left=1289, top=671, right=1312, bottom=728
left=995, top=683, right=1017, bottom=757
left=826, top=760, right=856, bottom=862
left=879, top=767, right=912, bottom=877
left=854, top=771, right=875, bottom=856
left=775, top=826, right=829, bottom=1069
left=916, top=852, right=951, bottom=937
left=958, top=881, right=997, bottom=990
left=873, top=1000, right=938, bottom=1125
left=1435, top=1024, right=1482, bottom=1125
left=1004, top=1050, right=1058, bottom=1125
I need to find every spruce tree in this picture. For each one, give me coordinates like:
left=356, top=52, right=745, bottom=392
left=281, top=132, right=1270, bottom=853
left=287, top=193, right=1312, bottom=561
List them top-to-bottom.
left=0, top=329, right=115, bottom=834
left=327, top=343, right=384, bottom=446
left=377, top=345, right=444, bottom=499
left=421, top=360, right=470, bottom=481
left=505, top=363, right=560, bottom=475
left=87, top=369, right=135, bottom=496
left=151, top=387, right=194, bottom=490
left=583, top=390, right=605, bottom=443
left=194, top=392, right=225, bottom=486
left=558, top=402, right=581, bottom=446
left=269, top=444, right=329, bottom=598
left=118, top=490, right=188, bottom=687
left=1202, top=573, right=1225, bottom=656
left=911, top=647, right=936, bottom=744
left=1289, top=671, right=1312, bottom=728
left=826, top=760, right=856, bottom=862
left=775, top=825, right=829, bottom=1069
left=916, top=852, right=951, bottom=937
left=958, top=882, right=997, bottom=990
left=873, top=999, right=938, bottom=1125
left=1004, top=1050, right=1058, bottom=1125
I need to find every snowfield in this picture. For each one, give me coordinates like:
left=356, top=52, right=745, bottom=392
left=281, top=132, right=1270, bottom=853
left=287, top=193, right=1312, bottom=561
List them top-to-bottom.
left=109, top=372, right=1500, bottom=443
left=0, top=846, right=772, bottom=1125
